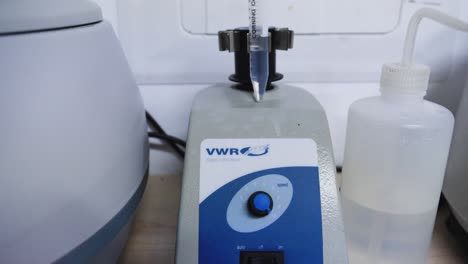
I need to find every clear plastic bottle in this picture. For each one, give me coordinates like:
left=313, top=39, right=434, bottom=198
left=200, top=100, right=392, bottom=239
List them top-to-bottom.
left=341, top=63, right=454, bottom=264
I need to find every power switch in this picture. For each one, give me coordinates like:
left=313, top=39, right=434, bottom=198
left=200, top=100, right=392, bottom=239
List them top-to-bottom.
left=240, top=251, right=284, bottom=264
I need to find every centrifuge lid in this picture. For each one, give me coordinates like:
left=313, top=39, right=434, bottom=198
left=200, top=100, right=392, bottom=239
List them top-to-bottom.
left=0, top=0, right=102, bottom=35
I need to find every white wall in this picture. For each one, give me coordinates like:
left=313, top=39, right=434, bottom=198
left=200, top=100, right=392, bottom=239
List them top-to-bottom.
left=95, top=0, right=468, bottom=176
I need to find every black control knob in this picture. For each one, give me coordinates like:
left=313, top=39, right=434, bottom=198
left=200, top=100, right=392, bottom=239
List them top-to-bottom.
left=248, top=191, right=273, bottom=217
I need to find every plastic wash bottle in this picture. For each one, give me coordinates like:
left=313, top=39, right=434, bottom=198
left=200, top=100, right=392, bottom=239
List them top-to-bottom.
left=340, top=8, right=468, bottom=264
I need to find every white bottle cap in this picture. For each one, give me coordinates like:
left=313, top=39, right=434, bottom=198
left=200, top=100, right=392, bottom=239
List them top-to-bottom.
left=380, top=63, right=430, bottom=94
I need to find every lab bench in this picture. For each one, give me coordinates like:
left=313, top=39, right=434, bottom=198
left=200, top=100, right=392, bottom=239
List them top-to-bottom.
left=118, top=175, right=468, bottom=264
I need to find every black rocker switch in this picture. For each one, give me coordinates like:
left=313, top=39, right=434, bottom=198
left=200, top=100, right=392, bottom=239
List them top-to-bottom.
left=240, top=251, right=284, bottom=264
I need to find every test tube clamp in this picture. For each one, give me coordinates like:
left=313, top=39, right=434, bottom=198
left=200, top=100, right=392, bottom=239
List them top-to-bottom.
left=218, top=28, right=294, bottom=91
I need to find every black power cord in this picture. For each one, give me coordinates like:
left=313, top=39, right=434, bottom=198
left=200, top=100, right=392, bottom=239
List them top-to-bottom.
left=145, top=111, right=186, bottom=158
left=148, top=132, right=186, bottom=148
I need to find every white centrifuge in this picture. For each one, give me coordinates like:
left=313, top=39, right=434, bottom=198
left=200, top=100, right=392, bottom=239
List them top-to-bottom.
left=0, top=0, right=149, bottom=263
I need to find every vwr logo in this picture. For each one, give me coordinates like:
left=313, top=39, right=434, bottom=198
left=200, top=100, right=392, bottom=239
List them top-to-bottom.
left=206, top=145, right=269, bottom=157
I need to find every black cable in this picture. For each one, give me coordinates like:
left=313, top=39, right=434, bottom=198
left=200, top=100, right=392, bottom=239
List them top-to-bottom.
left=145, top=111, right=185, bottom=158
left=145, top=111, right=166, bottom=135
left=148, top=132, right=187, bottom=148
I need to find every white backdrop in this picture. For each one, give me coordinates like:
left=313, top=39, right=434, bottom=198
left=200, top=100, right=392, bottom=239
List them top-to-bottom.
left=94, top=0, right=468, bottom=175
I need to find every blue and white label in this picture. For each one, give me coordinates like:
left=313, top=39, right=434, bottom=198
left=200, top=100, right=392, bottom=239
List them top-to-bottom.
left=199, top=139, right=324, bottom=263
left=200, top=139, right=318, bottom=203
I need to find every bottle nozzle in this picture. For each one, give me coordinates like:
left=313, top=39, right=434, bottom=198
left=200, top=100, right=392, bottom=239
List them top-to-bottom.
left=382, top=8, right=468, bottom=93
left=403, top=8, right=468, bottom=65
